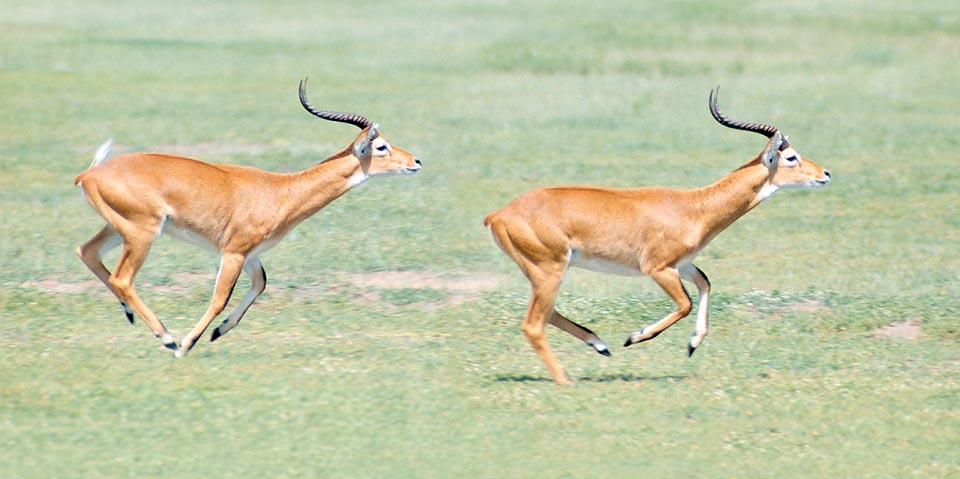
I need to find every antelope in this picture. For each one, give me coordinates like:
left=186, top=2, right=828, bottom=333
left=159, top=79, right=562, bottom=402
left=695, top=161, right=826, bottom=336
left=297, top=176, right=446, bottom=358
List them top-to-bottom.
left=75, top=78, right=422, bottom=357
left=484, top=87, right=831, bottom=384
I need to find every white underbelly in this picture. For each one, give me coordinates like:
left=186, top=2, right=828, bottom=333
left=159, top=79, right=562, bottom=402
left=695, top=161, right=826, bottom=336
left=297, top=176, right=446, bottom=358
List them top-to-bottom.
left=160, top=218, right=285, bottom=257
left=161, top=220, right=219, bottom=253
left=569, top=249, right=644, bottom=276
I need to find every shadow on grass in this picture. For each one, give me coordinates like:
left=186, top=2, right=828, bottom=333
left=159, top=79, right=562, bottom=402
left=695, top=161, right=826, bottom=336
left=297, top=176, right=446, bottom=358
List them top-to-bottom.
left=494, top=373, right=688, bottom=383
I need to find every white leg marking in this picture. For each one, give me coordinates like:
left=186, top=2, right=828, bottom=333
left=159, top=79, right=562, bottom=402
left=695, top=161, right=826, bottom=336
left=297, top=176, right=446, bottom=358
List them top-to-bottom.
left=679, top=263, right=710, bottom=353
left=689, top=287, right=709, bottom=350
left=587, top=338, right=609, bottom=354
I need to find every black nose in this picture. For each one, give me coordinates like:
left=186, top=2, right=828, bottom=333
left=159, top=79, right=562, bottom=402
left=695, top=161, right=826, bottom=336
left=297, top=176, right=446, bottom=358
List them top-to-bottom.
left=414, top=158, right=422, bottom=166
left=824, top=170, right=831, bottom=178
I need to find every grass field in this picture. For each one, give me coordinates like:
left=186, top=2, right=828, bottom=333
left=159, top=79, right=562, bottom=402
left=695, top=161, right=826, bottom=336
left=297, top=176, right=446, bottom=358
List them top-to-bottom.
left=2, top=0, right=958, bottom=477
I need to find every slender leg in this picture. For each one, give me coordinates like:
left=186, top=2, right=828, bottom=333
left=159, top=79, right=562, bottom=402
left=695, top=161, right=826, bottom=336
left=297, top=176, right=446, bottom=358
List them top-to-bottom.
left=80, top=184, right=172, bottom=345
left=488, top=216, right=575, bottom=384
left=76, top=225, right=135, bottom=323
left=108, top=233, right=177, bottom=350
left=176, top=253, right=245, bottom=357
left=210, top=256, right=266, bottom=342
left=680, top=264, right=710, bottom=356
left=624, top=267, right=693, bottom=347
left=522, top=275, right=570, bottom=384
left=549, top=311, right=610, bottom=356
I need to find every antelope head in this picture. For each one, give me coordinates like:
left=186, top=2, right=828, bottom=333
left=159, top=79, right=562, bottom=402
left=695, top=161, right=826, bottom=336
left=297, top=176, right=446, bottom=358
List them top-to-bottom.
left=299, top=78, right=421, bottom=177
left=709, top=86, right=831, bottom=190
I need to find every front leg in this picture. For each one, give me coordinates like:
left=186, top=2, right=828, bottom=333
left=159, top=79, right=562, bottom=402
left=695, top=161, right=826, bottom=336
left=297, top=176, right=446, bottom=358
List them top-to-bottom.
left=176, top=253, right=245, bottom=357
left=211, top=256, right=266, bottom=342
left=679, top=264, right=710, bottom=356
left=624, top=267, right=693, bottom=347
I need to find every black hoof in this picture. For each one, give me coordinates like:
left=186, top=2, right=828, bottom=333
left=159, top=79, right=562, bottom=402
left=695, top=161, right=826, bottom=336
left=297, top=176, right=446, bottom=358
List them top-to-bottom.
left=120, top=302, right=134, bottom=324
left=210, top=328, right=221, bottom=342
left=623, top=336, right=646, bottom=347
left=588, top=340, right=611, bottom=357
left=687, top=344, right=697, bottom=357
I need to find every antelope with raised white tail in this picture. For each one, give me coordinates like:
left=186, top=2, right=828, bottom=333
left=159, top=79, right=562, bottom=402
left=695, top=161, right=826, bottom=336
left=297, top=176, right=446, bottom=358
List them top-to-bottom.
left=75, top=78, right=422, bottom=356
left=484, top=86, right=831, bottom=384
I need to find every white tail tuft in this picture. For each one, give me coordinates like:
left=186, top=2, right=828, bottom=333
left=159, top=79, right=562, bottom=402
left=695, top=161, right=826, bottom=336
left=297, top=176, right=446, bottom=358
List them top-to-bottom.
left=90, top=138, right=114, bottom=168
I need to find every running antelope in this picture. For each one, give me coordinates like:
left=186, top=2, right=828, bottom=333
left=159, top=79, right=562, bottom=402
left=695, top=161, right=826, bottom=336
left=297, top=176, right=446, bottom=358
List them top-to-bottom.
left=75, top=78, right=422, bottom=356
left=484, top=87, right=831, bottom=384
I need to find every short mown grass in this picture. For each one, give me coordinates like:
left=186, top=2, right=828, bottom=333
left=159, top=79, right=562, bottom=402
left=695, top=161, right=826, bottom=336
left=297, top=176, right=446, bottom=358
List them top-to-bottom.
left=2, top=1, right=958, bottom=478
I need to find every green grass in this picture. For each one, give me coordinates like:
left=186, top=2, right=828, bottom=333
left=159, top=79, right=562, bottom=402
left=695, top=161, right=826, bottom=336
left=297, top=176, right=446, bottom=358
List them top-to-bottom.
left=2, top=0, right=958, bottom=477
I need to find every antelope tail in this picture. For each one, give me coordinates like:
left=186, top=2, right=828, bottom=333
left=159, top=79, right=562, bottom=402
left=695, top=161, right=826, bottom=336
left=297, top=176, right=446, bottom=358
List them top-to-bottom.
left=89, top=138, right=114, bottom=169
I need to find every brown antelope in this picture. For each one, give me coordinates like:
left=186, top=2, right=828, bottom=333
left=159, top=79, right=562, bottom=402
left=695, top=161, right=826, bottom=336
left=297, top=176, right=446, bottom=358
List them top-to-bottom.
left=75, top=78, right=422, bottom=356
left=484, top=87, right=831, bottom=384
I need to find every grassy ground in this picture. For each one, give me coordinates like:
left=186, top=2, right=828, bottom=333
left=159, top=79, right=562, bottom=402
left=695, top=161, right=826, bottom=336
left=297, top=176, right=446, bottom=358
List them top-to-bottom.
left=2, top=0, right=958, bottom=477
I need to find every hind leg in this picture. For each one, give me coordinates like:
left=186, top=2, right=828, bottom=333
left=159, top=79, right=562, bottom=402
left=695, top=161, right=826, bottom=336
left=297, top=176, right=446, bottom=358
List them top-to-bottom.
left=488, top=217, right=575, bottom=384
left=77, top=225, right=135, bottom=323
left=107, top=229, right=177, bottom=350
left=521, top=272, right=571, bottom=384
left=549, top=311, right=610, bottom=357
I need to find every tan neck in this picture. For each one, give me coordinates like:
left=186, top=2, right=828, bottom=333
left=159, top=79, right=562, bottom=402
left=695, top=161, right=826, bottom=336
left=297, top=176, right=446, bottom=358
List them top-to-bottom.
left=281, top=150, right=365, bottom=225
left=692, top=158, right=772, bottom=239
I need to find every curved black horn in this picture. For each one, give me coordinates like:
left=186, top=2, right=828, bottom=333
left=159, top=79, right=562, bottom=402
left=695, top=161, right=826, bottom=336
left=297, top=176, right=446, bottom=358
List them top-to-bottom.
left=299, top=78, right=372, bottom=130
left=709, top=86, right=780, bottom=139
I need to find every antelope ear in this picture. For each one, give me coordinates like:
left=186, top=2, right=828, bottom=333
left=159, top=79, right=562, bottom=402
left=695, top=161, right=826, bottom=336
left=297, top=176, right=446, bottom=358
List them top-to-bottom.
left=352, top=124, right=380, bottom=159
left=353, top=124, right=379, bottom=158
left=761, top=131, right=784, bottom=167
left=353, top=137, right=371, bottom=159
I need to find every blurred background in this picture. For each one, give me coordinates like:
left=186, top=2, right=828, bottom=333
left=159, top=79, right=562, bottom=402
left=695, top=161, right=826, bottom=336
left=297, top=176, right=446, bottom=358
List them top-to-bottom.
left=1, top=1, right=957, bottom=478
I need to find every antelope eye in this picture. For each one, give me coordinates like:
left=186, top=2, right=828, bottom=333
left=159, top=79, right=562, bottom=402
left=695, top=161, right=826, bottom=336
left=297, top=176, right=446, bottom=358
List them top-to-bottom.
left=376, top=144, right=389, bottom=152
left=786, top=155, right=799, bottom=163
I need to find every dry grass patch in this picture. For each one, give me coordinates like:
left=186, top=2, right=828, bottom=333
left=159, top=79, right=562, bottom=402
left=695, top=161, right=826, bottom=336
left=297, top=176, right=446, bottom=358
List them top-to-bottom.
left=874, top=319, right=923, bottom=341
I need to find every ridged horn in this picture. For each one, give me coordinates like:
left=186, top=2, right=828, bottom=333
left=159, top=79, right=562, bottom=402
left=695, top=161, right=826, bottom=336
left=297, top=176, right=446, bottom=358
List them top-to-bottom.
left=299, top=77, right=372, bottom=130
left=709, top=86, right=782, bottom=142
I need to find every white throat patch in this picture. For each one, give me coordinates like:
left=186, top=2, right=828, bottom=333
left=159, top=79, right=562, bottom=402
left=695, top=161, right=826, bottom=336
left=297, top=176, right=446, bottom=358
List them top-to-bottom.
left=347, top=171, right=368, bottom=187
left=757, top=183, right=779, bottom=201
